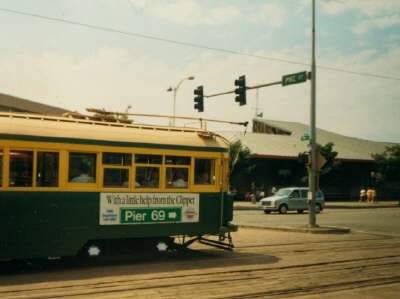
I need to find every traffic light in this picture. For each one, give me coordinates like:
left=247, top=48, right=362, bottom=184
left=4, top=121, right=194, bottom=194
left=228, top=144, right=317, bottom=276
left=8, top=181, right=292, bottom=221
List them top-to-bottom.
left=234, top=75, right=246, bottom=106
left=194, top=85, right=204, bottom=112
left=298, top=151, right=311, bottom=166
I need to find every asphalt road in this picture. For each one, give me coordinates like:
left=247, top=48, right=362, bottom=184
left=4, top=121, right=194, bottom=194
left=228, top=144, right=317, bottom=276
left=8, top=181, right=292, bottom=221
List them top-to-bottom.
left=2, top=207, right=400, bottom=298
left=233, top=207, right=400, bottom=237
left=2, top=228, right=400, bottom=298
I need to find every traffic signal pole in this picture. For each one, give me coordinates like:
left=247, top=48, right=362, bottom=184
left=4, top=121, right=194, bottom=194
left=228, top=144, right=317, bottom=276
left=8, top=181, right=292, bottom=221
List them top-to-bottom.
left=308, top=0, right=317, bottom=227
left=190, top=4, right=316, bottom=228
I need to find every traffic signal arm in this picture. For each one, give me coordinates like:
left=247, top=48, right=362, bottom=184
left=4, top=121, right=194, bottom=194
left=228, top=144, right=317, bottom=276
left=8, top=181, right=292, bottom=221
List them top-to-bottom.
left=192, top=71, right=309, bottom=112
left=201, top=79, right=282, bottom=99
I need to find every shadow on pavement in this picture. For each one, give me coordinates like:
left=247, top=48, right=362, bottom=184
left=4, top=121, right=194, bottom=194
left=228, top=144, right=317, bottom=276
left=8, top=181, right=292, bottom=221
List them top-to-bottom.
left=0, top=247, right=280, bottom=286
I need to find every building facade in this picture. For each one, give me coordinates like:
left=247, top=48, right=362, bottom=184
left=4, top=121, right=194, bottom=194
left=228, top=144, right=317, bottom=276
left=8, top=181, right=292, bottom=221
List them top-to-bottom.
left=221, top=119, right=396, bottom=201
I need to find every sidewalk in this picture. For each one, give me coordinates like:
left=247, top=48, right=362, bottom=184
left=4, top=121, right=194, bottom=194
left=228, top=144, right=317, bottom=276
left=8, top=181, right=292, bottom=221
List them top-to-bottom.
left=233, top=200, right=399, bottom=234
left=234, top=200, right=399, bottom=211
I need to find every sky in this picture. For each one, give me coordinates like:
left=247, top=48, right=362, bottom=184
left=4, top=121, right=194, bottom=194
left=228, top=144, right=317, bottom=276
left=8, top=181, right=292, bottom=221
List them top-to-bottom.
left=0, top=0, right=399, bottom=142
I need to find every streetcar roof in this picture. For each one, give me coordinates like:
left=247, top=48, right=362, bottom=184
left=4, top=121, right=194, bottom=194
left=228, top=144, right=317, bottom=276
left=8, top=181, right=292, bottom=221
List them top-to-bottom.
left=0, top=112, right=229, bottom=151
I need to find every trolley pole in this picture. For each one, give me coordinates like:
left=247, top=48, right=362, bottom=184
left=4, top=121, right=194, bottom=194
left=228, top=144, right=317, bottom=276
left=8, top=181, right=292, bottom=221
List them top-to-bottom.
left=308, top=0, right=317, bottom=227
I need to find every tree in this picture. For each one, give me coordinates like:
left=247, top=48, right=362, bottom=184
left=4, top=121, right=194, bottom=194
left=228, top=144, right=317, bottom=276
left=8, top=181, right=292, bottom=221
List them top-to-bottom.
left=229, top=140, right=255, bottom=189
left=301, top=142, right=341, bottom=185
left=317, top=142, right=340, bottom=176
left=372, top=145, right=400, bottom=182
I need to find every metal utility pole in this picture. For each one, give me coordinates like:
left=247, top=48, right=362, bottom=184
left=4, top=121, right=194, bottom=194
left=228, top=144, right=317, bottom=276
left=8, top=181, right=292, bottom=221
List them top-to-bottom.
left=308, top=0, right=317, bottom=227
left=254, top=88, right=262, bottom=117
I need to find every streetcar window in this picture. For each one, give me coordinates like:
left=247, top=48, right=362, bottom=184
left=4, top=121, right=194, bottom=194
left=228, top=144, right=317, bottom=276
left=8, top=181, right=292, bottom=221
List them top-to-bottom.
left=0, top=150, right=3, bottom=187
left=9, top=150, right=33, bottom=187
left=37, top=152, right=59, bottom=187
left=69, top=153, right=96, bottom=183
left=103, top=153, right=131, bottom=166
left=135, top=154, right=162, bottom=164
left=165, top=156, right=190, bottom=165
left=194, top=159, right=215, bottom=185
left=136, top=167, right=159, bottom=188
left=166, top=167, right=188, bottom=188
left=103, top=168, right=129, bottom=187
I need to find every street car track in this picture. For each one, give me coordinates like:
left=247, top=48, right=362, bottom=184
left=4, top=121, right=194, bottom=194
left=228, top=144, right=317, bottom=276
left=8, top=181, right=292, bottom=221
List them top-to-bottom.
left=1, top=227, right=400, bottom=299
left=235, top=234, right=394, bottom=249
left=235, top=236, right=400, bottom=256
left=1, top=253, right=400, bottom=298
left=224, top=277, right=400, bottom=299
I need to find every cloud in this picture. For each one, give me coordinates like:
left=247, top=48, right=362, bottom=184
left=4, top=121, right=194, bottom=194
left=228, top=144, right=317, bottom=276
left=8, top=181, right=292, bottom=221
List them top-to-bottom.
left=128, top=0, right=287, bottom=28
left=129, top=0, right=241, bottom=26
left=129, top=0, right=148, bottom=9
left=321, top=0, right=400, bottom=17
left=320, top=1, right=400, bottom=35
left=249, top=3, right=286, bottom=27
left=354, top=15, right=400, bottom=35
left=0, top=42, right=399, bottom=141
left=315, top=46, right=400, bottom=142
left=0, top=48, right=175, bottom=116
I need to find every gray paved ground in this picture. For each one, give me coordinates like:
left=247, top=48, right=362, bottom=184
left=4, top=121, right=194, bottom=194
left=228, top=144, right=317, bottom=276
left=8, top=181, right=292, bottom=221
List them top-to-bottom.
left=1, top=203, right=399, bottom=298
left=234, top=206, right=400, bottom=236
left=1, top=228, right=399, bottom=298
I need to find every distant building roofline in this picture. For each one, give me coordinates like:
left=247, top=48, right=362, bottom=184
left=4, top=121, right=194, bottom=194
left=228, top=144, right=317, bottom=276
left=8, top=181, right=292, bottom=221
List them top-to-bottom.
left=0, top=92, right=71, bottom=115
left=219, top=119, right=397, bottom=161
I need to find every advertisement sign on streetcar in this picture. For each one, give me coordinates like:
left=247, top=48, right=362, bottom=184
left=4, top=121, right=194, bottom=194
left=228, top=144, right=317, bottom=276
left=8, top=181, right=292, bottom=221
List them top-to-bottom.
left=100, top=193, right=199, bottom=225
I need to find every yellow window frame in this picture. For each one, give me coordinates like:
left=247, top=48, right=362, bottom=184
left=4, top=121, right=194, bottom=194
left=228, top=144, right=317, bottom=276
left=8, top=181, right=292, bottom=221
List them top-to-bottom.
left=7, top=147, right=35, bottom=190
left=0, top=148, right=4, bottom=188
left=34, top=149, right=61, bottom=190
left=66, top=151, right=100, bottom=191
left=193, top=157, right=217, bottom=187
left=134, top=163, right=162, bottom=190
left=165, top=164, right=191, bottom=190
left=101, top=165, right=131, bottom=190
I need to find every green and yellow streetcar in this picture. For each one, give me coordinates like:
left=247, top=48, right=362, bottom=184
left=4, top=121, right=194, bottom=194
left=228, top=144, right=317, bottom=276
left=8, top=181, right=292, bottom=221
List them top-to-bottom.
left=0, top=112, right=236, bottom=260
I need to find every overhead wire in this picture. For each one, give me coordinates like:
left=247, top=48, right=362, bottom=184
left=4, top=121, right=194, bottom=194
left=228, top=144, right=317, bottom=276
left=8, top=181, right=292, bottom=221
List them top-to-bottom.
left=0, top=7, right=399, bottom=81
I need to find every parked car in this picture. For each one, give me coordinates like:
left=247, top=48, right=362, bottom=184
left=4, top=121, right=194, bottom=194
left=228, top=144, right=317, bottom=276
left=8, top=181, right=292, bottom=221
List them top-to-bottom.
left=260, top=187, right=325, bottom=214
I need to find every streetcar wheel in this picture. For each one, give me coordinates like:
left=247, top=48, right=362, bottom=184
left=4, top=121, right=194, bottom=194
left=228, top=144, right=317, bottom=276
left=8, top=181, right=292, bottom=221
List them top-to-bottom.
left=297, top=209, right=304, bottom=214
left=264, top=210, right=271, bottom=214
left=78, top=242, right=102, bottom=258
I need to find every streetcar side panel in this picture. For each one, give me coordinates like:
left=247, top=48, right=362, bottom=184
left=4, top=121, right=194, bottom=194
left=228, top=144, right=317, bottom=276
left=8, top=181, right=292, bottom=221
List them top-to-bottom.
left=0, top=134, right=232, bottom=259
left=1, top=191, right=231, bottom=259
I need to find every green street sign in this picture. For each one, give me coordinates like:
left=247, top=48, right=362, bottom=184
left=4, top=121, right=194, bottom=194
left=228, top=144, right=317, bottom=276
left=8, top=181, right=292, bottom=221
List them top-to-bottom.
left=282, top=71, right=308, bottom=86
left=300, top=133, right=310, bottom=141
left=120, top=208, right=182, bottom=224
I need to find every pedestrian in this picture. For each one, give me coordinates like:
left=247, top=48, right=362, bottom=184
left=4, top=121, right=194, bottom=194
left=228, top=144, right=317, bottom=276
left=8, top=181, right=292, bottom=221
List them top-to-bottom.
left=251, top=182, right=256, bottom=204
left=271, top=186, right=277, bottom=195
left=366, top=187, right=374, bottom=202
left=359, top=188, right=367, bottom=202
left=372, top=188, right=377, bottom=202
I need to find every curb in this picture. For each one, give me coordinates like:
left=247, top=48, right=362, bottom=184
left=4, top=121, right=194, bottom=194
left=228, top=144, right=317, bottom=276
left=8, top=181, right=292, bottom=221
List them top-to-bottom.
left=234, top=204, right=399, bottom=211
left=323, top=205, right=399, bottom=209
left=234, top=206, right=263, bottom=211
left=239, top=224, right=351, bottom=234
